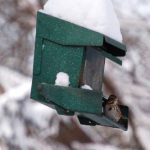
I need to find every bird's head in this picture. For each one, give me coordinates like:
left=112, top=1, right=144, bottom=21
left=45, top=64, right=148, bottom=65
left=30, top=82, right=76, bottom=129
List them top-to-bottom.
left=107, top=94, right=118, bottom=105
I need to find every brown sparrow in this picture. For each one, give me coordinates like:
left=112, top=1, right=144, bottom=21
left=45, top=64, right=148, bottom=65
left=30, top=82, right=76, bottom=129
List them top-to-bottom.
left=104, top=95, right=122, bottom=122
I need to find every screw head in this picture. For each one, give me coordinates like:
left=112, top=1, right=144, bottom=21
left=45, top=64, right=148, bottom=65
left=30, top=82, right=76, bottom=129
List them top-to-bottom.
left=37, top=84, right=43, bottom=91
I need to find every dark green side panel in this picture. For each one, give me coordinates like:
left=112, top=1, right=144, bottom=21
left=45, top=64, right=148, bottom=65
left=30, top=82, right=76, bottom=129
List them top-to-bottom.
left=37, top=12, right=104, bottom=46
left=37, top=12, right=126, bottom=57
left=31, top=38, right=84, bottom=103
left=40, top=39, right=84, bottom=87
left=38, top=83, right=102, bottom=114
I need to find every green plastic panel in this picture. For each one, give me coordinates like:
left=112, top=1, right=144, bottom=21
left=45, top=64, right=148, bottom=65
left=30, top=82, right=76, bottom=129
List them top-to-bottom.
left=37, top=11, right=126, bottom=57
left=37, top=11, right=103, bottom=46
left=104, top=36, right=126, bottom=56
left=33, top=37, right=43, bottom=75
left=31, top=38, right=85, bottom=102
left=41, top=39, right=84, bottom=86
left=96, top=47, right=122, bottom=65
left=38, top=83, right=102, bottom=115
left=55, top=105, right=75, bottom=116
left=82, top=113, right=127, bottom=131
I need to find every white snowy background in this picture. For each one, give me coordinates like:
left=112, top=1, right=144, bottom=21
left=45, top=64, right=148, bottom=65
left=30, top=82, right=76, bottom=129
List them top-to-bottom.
left=0, top=0, right=150, bottom=150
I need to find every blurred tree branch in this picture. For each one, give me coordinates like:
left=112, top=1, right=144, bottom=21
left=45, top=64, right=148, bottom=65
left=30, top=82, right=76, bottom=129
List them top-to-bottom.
left=0, top=0, right=46, bottom=75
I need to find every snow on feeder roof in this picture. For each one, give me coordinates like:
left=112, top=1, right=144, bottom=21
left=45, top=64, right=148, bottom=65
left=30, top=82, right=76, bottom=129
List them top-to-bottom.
left=40, top=0, right=122, bottom=43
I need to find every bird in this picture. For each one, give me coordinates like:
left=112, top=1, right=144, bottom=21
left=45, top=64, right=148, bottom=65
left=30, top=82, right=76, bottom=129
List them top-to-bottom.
left=104, top=95, right=122, bottom=122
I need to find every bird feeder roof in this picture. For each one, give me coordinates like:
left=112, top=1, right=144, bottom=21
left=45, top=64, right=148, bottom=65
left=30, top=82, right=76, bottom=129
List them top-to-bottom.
left=36, top=11, right=126, bottom=65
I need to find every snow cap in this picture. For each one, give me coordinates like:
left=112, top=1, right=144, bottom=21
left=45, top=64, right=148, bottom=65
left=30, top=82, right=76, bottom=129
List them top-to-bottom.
left=42, top=0, right=122, bottom=43
left=55, top=72, right=70, bottom=87
left=81, top=85, right=93, bottom=90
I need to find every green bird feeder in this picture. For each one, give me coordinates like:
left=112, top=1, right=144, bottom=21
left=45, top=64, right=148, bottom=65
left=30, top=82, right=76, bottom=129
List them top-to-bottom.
left=31, top=11, right=128, bottom=131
